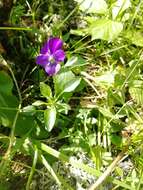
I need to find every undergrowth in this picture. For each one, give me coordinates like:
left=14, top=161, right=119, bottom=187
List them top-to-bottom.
left=0, top=0, right=143, bottom=189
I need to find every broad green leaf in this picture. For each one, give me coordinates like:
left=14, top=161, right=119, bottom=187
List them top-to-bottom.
left=75, top=0, right=108, bottom=14
left=112, top=0, right=131, bottom=19
left=89, top=19, right=123, bottom=41
left=70, top=29, right=86, bottom=36
left=126, top=30, right=143, bottom=47
left=131, top=32, right=143, bottom=47
left=65, top=56, right=87, bottom=68
left=65, top=57, right=78, bottom=67
left=0, top=71, right=13, bottom=95
left=0, top=71, right=39, bottom=137
left=54, top=71, right=75, bottom=96
left=94, top=71, right=115, bottom=86
left=114, top=74, right=126, bottom=88
left=63, top=78, right=81, bottom=93
left=129, top=80, right=143, bottom=104
left=40, top=82, right=52, bottom=99
left=108, top=88, right=125, bottom=106
left=0, top=93, right=18, bottom=127
left=32, top=100, right=47, bottom=106
left=56, top=102, right=70, bottom=114
left=22, top=105, right=36, bottom=116
left=44, top=106, right=56, bottom=132
left=99, top=107, right=114, bottom=118
left=0, top=113, right=11, bottom=126
left=15, top=113, right=38, bottom=137
left=110, top=123, right=124, bottom=133
left=110, top=134, right=122, bottom=146
left=0, top=183, right=9, bottom=190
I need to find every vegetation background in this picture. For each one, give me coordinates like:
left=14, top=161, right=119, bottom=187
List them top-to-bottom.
left=0, top=0, right=143, bottom=189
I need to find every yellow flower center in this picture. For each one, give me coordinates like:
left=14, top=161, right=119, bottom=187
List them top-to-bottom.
left=49, top=55, right=55, bottom=64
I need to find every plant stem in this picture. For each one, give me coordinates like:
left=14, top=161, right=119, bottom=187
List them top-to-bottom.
left=0, top=61, right=22, bottom=176
left=26, top=146, right=38, bottom=190
left=88, top=150, right=126, bottom=190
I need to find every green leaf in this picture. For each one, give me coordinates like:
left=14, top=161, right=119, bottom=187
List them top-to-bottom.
left=75, top=0, right=108, bottom=14
left=112, top=0, right=131, bottom=19
left=89, top=19, right=123, bottom=41
left=70, top=29, right=86, bottom=36
left=126, top=30, right=143, bottom=47
left=65, top=56, right=87, bottom=68
left=65, top=57, right=78, bottom=67
left=0, top=71, right=13, bottom=95
left=0, top=71, right=18, bottom=128
left=54, top=71, right=75, bottom=96
left=94, top=71, right=115, bottom=86
left=114, top=74, right=126, bottom=88
left=63, top=78, right=81, bottom=93
left=129, top=80, right=143, bottom=104
left=40, top=82, right=52, bottom=99
left=108, top=88, right=125, bottom=106
left=0, top=93, right=19, bottom=127
left=32, top=100, right=47, bottom=106
left=56, top=102, right=70, bottom=114
left=22, top=105, right=36, bottom=116
left=44, top=106, right=56, bottom=132
left=99, top=107, right=114, bottom=118
left=15, top=114, right=38, bottom=137
left=110, top=134, right=122, bottom=146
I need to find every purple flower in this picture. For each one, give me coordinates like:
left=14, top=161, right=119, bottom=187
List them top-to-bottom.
left=36, top=37, right=65, bottom=76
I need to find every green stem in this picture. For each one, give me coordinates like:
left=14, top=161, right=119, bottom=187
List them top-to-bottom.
left=57, top=0, right=85, bottom=29
left=128, top=0, right=143, bottom=29
left=0, top=27, right=32, bottom=30
left=0, top=62, right=22, bottom=176
left=6, top=64, right=22, bottom=150
left=7, top=65, right=22, bottom=103
left=26, top=146, right=38, bottom=190
left=88, top=150, right=126, bottom=190
left=137, top=169, right=143, bottom=190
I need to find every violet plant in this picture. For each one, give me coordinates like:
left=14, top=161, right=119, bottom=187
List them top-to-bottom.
left=32, top=37, right=82, bottom=132
left=36, top=37, right=65, bottom=76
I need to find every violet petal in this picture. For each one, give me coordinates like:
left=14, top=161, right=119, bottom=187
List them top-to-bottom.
left=48, top=37, right=63, bottom=54
left=40, top=41, right=49, bottom=54
left=54, top=49, right=65, bottom=62
left=36, top=54, right=49, bottom=67
left=45, top=63, right=61, bottom=76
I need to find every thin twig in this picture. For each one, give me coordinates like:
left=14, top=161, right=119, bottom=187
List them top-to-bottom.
left=88, top=150, right=126, bottom=190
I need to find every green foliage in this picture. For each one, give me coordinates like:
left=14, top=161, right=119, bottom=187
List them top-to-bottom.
left=1, top=0, right=143, bottom=189
left=71, top=0, right=133, bottom=41
left=75, top=0, right=108, bottom=14
left=112, top=0, right=131, bottom=20
left=10, top=4, right=25, bottom=24
left=90, top=19, right=123, bottom=41
left=125, top=30, right=143, bottom=47
left=54, top=70, right=76, bottom=96
left=0, top=71, right=13, bottom=95
left=0, top=71, right=18, bottom=127
left=129, top=80, right=143, bottom=104
left=40, top=82, right=52, bottom=99
left=44, top=106, right=56, bottom=132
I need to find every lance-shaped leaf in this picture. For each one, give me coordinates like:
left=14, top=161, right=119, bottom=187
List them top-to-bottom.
left=64, top=57, right=78, bottom=67
left=63, top=78, right=81, bottom=93
left=40, top=82, right=52, bottom=99
left=44, top=106, right=56, bottom=132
